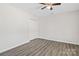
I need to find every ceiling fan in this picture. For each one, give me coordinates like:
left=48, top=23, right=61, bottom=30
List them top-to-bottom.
left=40, top=3, right=61, bottom=10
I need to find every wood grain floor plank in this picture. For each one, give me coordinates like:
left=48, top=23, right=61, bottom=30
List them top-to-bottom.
left=0, top=38, right=79, bottom=56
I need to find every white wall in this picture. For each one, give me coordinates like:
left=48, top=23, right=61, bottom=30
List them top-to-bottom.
left=0, top=3, right=79, bottom=53
left=0, top=4, right=39, bottom=53
left=39, top=11, right=79, bottom=45
left=28, top=19, right=39, bottom=40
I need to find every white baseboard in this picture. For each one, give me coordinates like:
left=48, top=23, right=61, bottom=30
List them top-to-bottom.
left=0, top=37, right=79, bottom=54
left=38, top=37, right=79, bottom=45
left=0, top=40, right=30, bottom=54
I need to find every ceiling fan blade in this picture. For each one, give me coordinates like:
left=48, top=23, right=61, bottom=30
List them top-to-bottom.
left=40, top=3, right=46, bottom=5
left=40, top=3, right=50, bottom=5
left=52, top=3, right=61, bottom=6
left=41, top=6, right=47, bottom=10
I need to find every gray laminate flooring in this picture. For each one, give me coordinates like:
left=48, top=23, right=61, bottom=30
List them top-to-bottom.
left=0, top=38, right=79, bottom=56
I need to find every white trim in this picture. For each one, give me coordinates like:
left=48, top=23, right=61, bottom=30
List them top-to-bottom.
left=38, top=37, right=79, bottom=45
left=0, top=40, right=30, bottom=54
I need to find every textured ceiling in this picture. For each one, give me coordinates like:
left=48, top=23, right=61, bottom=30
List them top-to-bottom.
left=9, top=3, right=79, bottom=17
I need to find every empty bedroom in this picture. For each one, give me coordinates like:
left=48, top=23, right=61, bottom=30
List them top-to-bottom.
left=0, top=3, right=79, bottom=56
